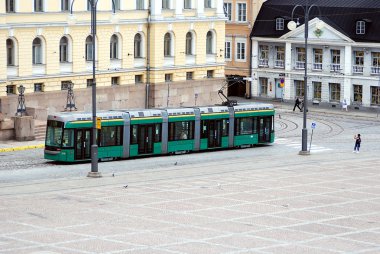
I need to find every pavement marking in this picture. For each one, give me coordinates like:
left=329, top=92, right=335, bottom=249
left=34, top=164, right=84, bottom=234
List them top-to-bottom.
left=274, top=138, right=332, bottom=153
left=0, top=144, right=44, bottom=153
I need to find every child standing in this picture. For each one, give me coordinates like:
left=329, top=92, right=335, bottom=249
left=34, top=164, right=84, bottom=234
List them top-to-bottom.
left=353, top=134, right=361, bottom=153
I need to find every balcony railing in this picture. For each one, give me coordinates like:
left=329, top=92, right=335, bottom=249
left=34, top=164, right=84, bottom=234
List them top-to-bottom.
left=259, top=59, right=269, bottom=67
left=274, top=60, right=284, bottom=68
left=295, top=61, right=305, bottom=69
left=312, top=63, right=322, bottom=70
left=330, top=64, right=341, bottom=72
left=352, top=65, right=364, bottom=74
left=371, top=66, right=380, bottom=75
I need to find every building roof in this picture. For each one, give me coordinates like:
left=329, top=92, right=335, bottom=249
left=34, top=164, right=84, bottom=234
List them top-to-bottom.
left=251, top=0, right=380, bottom=42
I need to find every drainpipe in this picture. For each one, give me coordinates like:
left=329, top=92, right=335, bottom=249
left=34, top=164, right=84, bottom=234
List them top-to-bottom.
left=146, top=0, right=151, bottom=108
left=247, top=34, right=252, bottom=99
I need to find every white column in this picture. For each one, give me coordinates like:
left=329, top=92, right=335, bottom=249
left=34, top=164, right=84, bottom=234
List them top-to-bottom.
left=150, top=0, right=162, bottom=20
left=175, top=0, right=184, bottom=17
left=197, top=0, right=204, bottom=17
left=216, top=0, right=224, bottom=17
left=251, top=40, right=259, bottom=96
left=284, top=42, right=292, bottom=100
left=344, top=45, right=352, bottom=104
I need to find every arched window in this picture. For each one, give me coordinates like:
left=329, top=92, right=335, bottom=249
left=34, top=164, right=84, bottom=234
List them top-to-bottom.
left=206, top=31, right=214, bottom=54
left=186, top=32, right=193, bottom=55
left=134, top=33, right=142, bottom=58
left=164, top=33, right=172, bottom=57
left=110, top=34, right=118, bottom=59
left=85, top=35, right=93, bottom=61
left=59, top=37, right=68, bottom=62
left=32, top=38, right=42, bottom=64
left=6, top=39, right=15, bottom=66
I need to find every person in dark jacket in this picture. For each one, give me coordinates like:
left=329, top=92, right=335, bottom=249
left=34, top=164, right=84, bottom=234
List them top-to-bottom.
left=293, top=97, right=302, bottom=112
left=353, top=134, right=361, bottom=153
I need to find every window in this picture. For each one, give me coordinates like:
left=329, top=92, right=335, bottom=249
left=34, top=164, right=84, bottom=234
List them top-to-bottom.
left=6, top=0, right=15, bottom=12
left=34, top=0, right=44, bottom=12
left=61, top=0, right=69, bottom=11
left=113, top=0, right=120, bottom=10
left=136, top=0, right=144, bottom=9
left=162, top=0, right=170, bottom=9
left=184, top=0, right=191, bottom=9
left=205, top=0, right=212, bottom=8
left=87, top=1, right=91, bottom=11
left=224, top=3, right=231, bottom=21
left=237, top=3, right=246, bottom=22
left=276, top=18, right=284, bottom=30
left=356, top=21, right=365, bottom=35
left=206, top=31, right=214, bottom=54
left=185, top=32, right=193, bottom=55
left=134, top=33, right=142, bottom=58
left=164, top=33, right=172, bottom=57
left=110, top=34, right=118, bottom=59
left=85, top=35, right=93, bottom=61
left=59, top=37, right=68, bottom=62
left=32, top=38, right=42, bottom=64
left=6, top=39, right=15, bottom=66
left=225, top=41, right=231, bottom=59
left=236, top=42, right=246, bottom=60
left=259, top=45, right=269, bottom=66
left=275, top=46, right=285, bottom=68
left=296, top=47, right=305, bottom=69
left=313, top=48, right=323, bottom=70
left=331, top=49, right=341, bottom=71
left=354, top=51, right=364, bottom=66
left=371, top=52, right=380, bottom=74
left=207, top=70, right=214, bottom=78
left=186, top=72, right=193, bottom=80
left=165, top=73, right=173, bottom=82
left=135, top=75, right=143, bottom=83
left=111, top=76, right=120, bottom=86
left=259, top=77, right=268, bottom=96
left=87, top=79, right=94, bottom=87
left=295, top=80, right=304, bottom=97
left=61, top=81, right=72, bottom=90
left=313, top=81, right=321, bottom=100
left=34, top=83, right=44, bottom=92
left=330, top=83, right=341, bottom=102
left=6, top=85, right=16, bottom=95
left=353, top=85, right=362, bottom=103
left=371, top=86, right=380, bottom=105
left=234, top=117, right=257, bottom=135
left=169, top=121, right=195, bottom=141
left=99, top=126, right=122, bottom=147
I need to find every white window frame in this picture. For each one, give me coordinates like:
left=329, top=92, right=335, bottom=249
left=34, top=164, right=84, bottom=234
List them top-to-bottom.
left=6, top=0, right=16, bottom=13
left=34, top=0, right=44, bottom=12
left=224, top=2, right=232, bottom=21
left=236, top=3, right=246, bottom=22
left=276, top=18, right=284, bottom=30
left=356, top=21, right=365, bottom=35
left=206, top=30, right=216, bottom=55
left=185, top=31, right=195, bottom=55
left=164, top=32, right=174, bottom=57
left=134, top=33, right=144, bottom=58
left=110, top=34, right=120, bottom=59
left=85, top=35, right=94, bottom=61
left=59, top=36, right=69, bottom=63
left=32, top=37, right=44, bottom=64
left=6, top=38, right=17, bottom=66
left=225, top=38, right=232, bottom=61
left=235, top=39, right=246, bottom=62
left=329, top=83, right=341, bottom=102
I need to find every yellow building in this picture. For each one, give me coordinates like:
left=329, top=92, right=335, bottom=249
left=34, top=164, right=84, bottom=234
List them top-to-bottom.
left=0, top=0, right=226, bottom=117
left=223, top=0, right=264, bottom=98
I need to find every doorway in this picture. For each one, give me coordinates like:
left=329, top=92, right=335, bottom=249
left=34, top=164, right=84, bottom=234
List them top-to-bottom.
left=75, top=129, right=91, bottom=160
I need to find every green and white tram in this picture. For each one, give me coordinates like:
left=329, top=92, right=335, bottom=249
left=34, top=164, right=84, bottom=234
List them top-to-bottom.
left=44, top=103, right=275, bottom=162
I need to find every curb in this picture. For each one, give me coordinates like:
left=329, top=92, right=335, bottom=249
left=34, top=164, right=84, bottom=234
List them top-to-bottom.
left=0, top=144, right=44, bottom=153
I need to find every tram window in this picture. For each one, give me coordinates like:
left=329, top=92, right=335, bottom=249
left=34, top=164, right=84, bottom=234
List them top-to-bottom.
left=236, top=117, right=254, bottom=135
left=253, top=117, right=258, bottom=134
left=222, top=119, right=229, bottom=136
left=46, top=120, right=63, bottom=147
left=169, top=121, right=194, bottom=141
left=201, top=121, right=207, bottom=138
left=154, top=124, right=162, bottom=142
left=131, top=125, right=138, bottom=144
left=100, top=126, right=122, bottom=146
left=62, top=129, right=74, bottom=147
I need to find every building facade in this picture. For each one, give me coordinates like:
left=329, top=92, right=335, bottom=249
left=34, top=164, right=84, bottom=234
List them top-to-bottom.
left=0, top=0, right=226, bottom=117
left=223, top=0, right=265, bottom=98
left=251, top=0, right=380, bottom=109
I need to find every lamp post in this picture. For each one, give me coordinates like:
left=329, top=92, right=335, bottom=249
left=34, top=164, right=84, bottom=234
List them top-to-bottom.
left=70, top=0, right=116, bottom=177
left=287, top=0, right=321, bottom=155
left=65, top=81, right=77, bottom=111
left=16, top=85, right=26, bottom=116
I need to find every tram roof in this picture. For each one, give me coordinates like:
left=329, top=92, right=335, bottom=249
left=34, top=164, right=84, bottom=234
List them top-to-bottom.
left=233, top=103, right=274, bottom=111
left=47, top=111, right=124, bottom=122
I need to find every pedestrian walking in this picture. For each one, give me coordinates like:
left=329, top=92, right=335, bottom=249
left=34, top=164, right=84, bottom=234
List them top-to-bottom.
left=293, top=97, right=302, bottom=112
left=342, top=99, right=348, bottom=111
left=353, top=134, right=361, bottom=153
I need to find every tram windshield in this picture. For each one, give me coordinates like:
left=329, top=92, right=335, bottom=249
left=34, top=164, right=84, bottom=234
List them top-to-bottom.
left=46, top=120, right=63, bottom=147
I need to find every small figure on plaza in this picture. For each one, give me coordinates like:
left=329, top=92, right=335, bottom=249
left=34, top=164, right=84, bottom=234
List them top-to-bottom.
left=293, top=97, right=302, bottom=112
left=342, top=99, right=348, bottom=111
left=353, top=134, right=361, bottom=153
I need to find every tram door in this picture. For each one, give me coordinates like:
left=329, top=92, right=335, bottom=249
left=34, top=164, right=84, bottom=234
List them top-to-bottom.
left=258, top=117, right=272, bottom=143
left=207, top=120, right=222, bottom=148
left=138, top=125, right=154, bottom=154
left=75, top=129, right=91, bottom=160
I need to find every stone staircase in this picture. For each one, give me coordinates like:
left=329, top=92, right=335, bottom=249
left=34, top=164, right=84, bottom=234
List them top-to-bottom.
left=34, top=120, right=46, bottom=141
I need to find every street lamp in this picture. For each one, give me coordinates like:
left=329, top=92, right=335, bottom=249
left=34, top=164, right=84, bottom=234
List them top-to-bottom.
left=71, top=0, right=116, bottom=177
left=287, top=0, right=321, bottom=155
left=16, top=85, right=26, bottom=116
